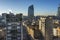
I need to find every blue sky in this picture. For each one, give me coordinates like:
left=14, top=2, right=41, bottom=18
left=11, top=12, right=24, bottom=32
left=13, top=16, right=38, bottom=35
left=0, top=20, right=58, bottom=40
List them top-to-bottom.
left=0, top=0, right=60, bottom=16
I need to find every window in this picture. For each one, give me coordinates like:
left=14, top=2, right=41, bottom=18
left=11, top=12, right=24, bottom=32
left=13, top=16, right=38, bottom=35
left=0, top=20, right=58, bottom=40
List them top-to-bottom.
left=8, top=23, right=11, bottom=25
left=8, top=26, right=11, bottom=29
left=17, top=26, right=20, bottom=29
left=7, top=30, right=10, bottom=33
left=7, top=34, right=11, bottom=36
left=17, top=37, right=21, bottom=40
left=7, top=38, right=11, bottom=40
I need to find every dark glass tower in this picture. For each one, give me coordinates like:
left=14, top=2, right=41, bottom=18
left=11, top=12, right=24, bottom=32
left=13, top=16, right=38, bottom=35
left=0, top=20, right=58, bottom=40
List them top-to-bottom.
left=28, top=5, right=34, bottom=19
left=57, top=5, right=60, bottom=16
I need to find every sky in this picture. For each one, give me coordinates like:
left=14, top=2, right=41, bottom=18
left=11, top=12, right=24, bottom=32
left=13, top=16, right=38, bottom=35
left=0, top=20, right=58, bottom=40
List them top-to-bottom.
left=0, top=0, right=60, bottom=16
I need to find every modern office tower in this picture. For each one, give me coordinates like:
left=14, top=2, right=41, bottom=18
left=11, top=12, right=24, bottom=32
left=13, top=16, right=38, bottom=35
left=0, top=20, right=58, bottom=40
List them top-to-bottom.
left=28, top=5, right=34, bottom=19
left=57, top=5, right=60, bottom=16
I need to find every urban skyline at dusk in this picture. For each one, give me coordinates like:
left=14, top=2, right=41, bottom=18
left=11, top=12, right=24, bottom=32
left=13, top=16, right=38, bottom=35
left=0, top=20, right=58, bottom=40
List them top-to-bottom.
left=0, top=0, right=60, bottom=16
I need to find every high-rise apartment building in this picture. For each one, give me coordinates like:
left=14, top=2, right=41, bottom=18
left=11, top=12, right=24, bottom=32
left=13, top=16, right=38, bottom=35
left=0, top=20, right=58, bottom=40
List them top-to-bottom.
left=5, top=13, right=23, bottom=40
left=45, top=16, right=60, bottom=40
left=6, top=22, right=21, bottom=40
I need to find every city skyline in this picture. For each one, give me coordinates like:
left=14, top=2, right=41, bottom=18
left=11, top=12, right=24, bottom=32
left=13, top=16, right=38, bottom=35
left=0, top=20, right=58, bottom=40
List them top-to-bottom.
left=0, top=0, right=60, bottom=16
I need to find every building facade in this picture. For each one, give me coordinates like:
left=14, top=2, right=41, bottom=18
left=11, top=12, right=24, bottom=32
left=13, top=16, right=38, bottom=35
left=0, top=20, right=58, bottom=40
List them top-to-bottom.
left=28, top=5, right=34, bottom=19
left=57, top=5, right=60, bottom=16
left=6, top=22, right=21, bottom=40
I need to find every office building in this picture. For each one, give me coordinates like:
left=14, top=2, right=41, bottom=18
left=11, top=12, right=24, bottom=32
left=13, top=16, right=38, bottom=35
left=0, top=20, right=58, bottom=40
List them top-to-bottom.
left=28, top=5, right=34, bottom=19
left=57, top=5, right=60, bottom=16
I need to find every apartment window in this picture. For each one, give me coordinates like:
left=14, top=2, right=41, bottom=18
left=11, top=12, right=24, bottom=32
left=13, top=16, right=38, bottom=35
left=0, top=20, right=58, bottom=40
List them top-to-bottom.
left=2, top=19, right=5, bottom=22
left=8, top=23, right=11, bottom=25
left=8, top=26, right=11, bottom=29
left=17, top=26, right=20, bottom=29
left=7, top=30, right=10, bottom=33
left=17, top=30, right=21, bottom=32
left=7, top=34, right=11, bottom=36
left=17, top=34, right=21, bottom=36
left=17, top=35, right=21, bottom=37
left=7, top=36, right=11, bottom=38
left=17, top=37, right=21, bottom=40
left=7, top=38, right=11, bottom=40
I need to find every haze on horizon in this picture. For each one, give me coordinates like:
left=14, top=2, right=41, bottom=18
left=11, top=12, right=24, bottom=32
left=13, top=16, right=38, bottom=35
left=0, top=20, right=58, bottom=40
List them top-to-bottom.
left=0, top=0, right=60, bottom=16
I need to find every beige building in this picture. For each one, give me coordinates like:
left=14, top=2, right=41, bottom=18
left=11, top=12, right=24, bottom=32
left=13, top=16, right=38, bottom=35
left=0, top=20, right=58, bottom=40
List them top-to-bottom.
left=39, top=16, right=60, bottom=40
left=45, top=16, right=60, bottom=40
left=39, top=17, right=46, bottom=37
left=53, top=27, right=60, bottom=37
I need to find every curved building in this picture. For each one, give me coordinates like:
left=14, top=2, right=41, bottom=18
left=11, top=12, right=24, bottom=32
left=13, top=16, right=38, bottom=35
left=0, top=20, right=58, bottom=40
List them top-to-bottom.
left=28, top=5, right=34, bottom=19
left=57, top=5, right=60, bottom=16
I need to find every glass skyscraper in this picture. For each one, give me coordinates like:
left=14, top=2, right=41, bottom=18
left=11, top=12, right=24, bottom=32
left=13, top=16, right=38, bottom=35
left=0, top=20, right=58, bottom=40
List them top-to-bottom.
left=28, top=5, right=34, bottom=19
left=57, top=5, right=60, bottom=16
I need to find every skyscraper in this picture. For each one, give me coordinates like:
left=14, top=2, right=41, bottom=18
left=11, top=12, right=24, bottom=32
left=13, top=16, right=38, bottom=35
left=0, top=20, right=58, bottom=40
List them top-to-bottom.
left=28, top=5, right=34, bottom=19
left=57, top=5, right=60, bottom=16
